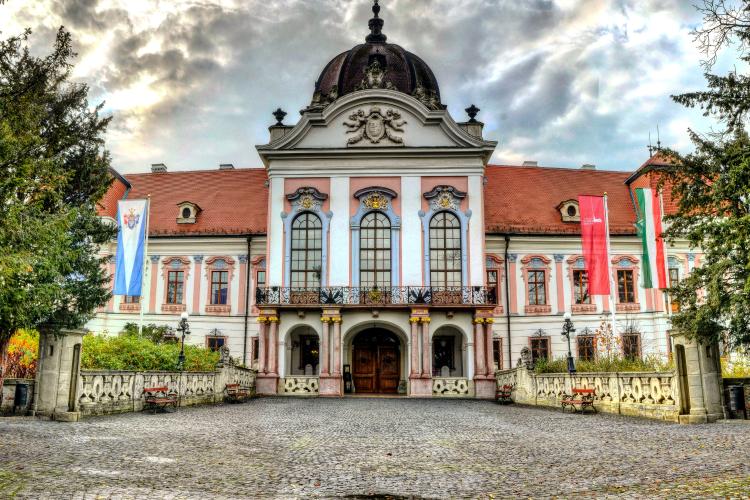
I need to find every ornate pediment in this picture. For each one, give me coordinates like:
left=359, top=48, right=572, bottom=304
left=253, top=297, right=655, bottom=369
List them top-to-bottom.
left=343, top=106, right=406, bottom=146
left=423, top=185, right=467, bottom=212
left=286, top=187, right=328, bottom=212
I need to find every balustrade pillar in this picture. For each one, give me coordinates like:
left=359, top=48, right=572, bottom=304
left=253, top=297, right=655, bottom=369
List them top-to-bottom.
left=320, top=316, right=331, bottom=376
left=268, top=317, right=279, bottom=376
left=409, top=317, right=420, bottom=376
left=421, top=317, right=431, bottom=378
left=332, top=318, right=342, bottom=375
left=474, top=319, right=486, bottom=376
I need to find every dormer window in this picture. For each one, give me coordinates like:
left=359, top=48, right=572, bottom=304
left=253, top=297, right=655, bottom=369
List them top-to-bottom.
left=557, top=200, right=580, bottom=222
left=177, top=202, right=201, bottom=224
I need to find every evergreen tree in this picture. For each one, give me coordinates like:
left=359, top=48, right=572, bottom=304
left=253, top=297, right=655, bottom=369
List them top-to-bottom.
left=663, top=1, right=750, bottom=348
left=0, top=28, right=116, bottom=393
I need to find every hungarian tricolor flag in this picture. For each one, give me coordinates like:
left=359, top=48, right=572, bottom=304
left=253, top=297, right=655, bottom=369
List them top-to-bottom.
left=635, top=188, right=668, bottom=289
left=578, top=195, right=610, bottom=295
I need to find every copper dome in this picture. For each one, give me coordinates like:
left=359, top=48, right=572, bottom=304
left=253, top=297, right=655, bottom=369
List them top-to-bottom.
left=302, top=1, right=444, bottom=114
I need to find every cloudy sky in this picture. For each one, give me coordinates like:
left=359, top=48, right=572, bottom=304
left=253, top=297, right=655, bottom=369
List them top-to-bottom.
left=1, top=0, right=736, bottom=173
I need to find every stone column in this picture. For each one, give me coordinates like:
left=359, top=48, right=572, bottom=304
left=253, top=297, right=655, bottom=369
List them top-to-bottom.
left=319, top=309, right=343, bottom=396
left=320, top=316, right=331, bottom=376
left=268, top=317, right=279, bottom=376
left=332, top=317, right=342, bottom=376
left=409, top=317, right=420, bottom=377
left=421, top=317, right=431, bottom=378
left=257, top=318, right=268, bottom=374
left=474, top=319, right=486, bottom=376
left=484, top=319, right=495, bottom=374
left=673, top=334, right=724, bottom=424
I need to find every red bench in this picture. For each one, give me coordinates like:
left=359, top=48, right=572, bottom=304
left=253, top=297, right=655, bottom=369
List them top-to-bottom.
left=224, top=383, right=252, bottom=404
left=496, top=384, right=513, bottom=404
left=143, top=386, right=178, bottom=413
left=561, top=388, right=596, bottom=414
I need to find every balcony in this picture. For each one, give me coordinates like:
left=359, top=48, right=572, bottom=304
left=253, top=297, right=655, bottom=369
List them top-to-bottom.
left=255, top=286, right=496, bottom=308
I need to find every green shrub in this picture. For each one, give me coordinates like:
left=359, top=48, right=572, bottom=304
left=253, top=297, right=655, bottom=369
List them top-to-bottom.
left=120, top=322, right=173, bottom=344
left=81, top=334, right=219, bottom=372
left=534, top=355, right=673, bottom=374
left=722, top=357, right=750, bottom=378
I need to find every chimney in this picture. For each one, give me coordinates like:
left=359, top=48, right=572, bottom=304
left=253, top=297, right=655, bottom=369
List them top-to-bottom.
left=522, top=161, right=538, bottom=167
left=151, top=163, right=167, bottom=173
left=219, top=163, right=235, bottom=170
left=581, top=163, right=596, bottom=170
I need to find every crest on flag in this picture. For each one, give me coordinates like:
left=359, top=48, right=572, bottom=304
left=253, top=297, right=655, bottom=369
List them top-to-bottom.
left=123, top=207, right=141, bottom=230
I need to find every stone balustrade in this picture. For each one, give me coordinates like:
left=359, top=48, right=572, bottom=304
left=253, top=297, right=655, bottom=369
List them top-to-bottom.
left=77, top=365, right=257, bottom=416
left=496, top=367, right=681, bottom=422
left=281, top=377, right=320, bottom=395
left=432, top=377, right=471, bottom=396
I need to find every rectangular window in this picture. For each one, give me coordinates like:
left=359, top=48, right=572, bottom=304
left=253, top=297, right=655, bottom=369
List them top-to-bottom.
left=668, top=267, right=680, bottom=313
left=211, top=270, right=229, bottom=305
left=254, top=270, right=266, bottom=304
left=487, top=270, right=498, bottom=304
left=528, top=270, right=546, bottom=305
left=573, top=270, right=590, bottom=304
left=617, top=270, right=635, bottom=303
left=166, top=271, right=184, bottom=304
left=123, top=295, right=140, bottom=304
left=622, top=333, right=641, bottom=359
left=298, top=335, right=320, bottom=371
left=206, top=336, right=225, bottom=352
left=577, top=336, right=595, bottom=361
left=252, top=337, right=259, bottom=363
left=530, top=337, right=549, bottom=364
left=493, top=338, right=503, bottom=371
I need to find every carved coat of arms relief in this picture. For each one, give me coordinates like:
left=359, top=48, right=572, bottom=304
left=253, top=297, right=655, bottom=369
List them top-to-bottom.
left=343, top=106, right=406, bottom=146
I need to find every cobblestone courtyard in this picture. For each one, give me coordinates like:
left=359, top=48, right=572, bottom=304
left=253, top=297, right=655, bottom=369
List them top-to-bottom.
left=1, top=398, right=749, bottom=499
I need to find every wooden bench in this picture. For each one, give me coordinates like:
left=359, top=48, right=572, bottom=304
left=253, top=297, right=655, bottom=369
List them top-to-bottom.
left=224, top=383, right=252, bottom=404
left=496, top=384, right=513, bottom=404
left=143, top=386, right=178, bottom=413
left=561, top=388, right=596, bottom=414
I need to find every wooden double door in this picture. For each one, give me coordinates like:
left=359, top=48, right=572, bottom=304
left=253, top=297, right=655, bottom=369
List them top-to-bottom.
left=352, top=329, right=401, bottom=394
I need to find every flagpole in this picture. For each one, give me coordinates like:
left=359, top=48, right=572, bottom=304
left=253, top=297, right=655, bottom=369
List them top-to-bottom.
left=603, top=192, right=618, bottom=346
left=138, top=196, right=151, bottom=337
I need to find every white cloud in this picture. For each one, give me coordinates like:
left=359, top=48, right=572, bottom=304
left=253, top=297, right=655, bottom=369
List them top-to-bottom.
left=2, top=0, right=729, bottom=173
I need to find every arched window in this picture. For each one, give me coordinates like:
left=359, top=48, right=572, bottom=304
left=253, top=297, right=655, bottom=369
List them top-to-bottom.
left=360, top=212, right=391, bottom=289
left=429, top=212, right=462, bottom=288
left=291, top=213, right=322, bottom=289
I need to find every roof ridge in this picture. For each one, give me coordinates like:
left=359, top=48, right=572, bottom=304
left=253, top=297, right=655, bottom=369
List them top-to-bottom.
left=486, top=164, right=632, bottom=175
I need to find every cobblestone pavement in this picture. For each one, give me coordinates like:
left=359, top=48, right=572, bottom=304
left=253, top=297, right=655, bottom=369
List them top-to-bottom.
left=1, top=398, right=750, bottom=499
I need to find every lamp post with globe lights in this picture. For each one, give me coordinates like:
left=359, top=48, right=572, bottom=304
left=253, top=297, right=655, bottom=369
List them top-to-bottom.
left=177, top=311, right=190, bottom=370
left=561, top=312, right=576, bottom=374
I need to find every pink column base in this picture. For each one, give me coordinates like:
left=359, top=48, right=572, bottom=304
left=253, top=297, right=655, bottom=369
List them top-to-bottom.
left=255, top=375, right=279, bottom=395
left=319, top=375, right=343, bottom=397
left=409, top=377, right=433, bottom=397
left=474, top=379, right=496, bottom=399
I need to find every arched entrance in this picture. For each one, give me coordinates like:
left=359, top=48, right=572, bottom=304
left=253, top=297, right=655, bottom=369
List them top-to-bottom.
left=351, top=329, right=401, bottom=394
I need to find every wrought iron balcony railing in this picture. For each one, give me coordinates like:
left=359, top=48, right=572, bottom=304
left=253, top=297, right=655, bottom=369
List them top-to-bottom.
left=255, top=286, right=497, bottom=307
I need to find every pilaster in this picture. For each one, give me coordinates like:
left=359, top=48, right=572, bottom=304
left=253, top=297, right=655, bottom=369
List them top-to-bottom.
left=319, top=309, right=343, bottom=396
left=408, top=309, right=432, bottom=397
left=255, top=310, right=279, bottom=395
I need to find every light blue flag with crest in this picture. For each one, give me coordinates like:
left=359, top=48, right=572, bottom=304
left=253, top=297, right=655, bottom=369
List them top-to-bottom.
left=114, top=199, right=149, bottom=296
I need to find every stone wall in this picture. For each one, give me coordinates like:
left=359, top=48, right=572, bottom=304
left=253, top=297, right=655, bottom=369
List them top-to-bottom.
left=77, top=364, right=257, bottom=417
left=496, top=367, right=681, bottom=422
left=1, top=379, right=35, bottom=415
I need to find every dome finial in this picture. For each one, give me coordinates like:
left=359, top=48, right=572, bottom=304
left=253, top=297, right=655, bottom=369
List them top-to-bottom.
left=366, top=0, right=387, bottom=43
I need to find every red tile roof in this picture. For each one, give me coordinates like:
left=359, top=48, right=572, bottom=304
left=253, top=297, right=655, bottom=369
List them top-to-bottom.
left=101, top=163, right=649, bottom=237
left=484, top=165, right=637, bottom=235
left=101, top=169, right=269, bottom=236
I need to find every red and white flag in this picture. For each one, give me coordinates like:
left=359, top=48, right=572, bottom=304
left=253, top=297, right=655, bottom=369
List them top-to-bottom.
left=579, top=195, right=610, bottom=295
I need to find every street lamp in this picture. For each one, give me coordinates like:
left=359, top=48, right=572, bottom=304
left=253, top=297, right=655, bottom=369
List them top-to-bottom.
left=177, top=311, right=190, bottom=370
left=561, top=312, right=576, bottom=374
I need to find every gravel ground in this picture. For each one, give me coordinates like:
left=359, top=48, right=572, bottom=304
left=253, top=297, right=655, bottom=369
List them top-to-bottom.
left=1, top=397, right=749, bottom=499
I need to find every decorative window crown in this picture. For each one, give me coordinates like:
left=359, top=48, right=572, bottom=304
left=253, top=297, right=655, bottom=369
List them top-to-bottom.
left=423, top=185, right=467, bottom=212
left=354, top=186, right=398, bottom=212
left=286, top=187, right=328, bottom=212
left=557, top=199, right=580, bottom=222
left=177, top=201, right=201, bottom=224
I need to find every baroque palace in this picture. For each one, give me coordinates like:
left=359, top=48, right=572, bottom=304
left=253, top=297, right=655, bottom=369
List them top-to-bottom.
left=91, top=2, right=692, bottom=398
